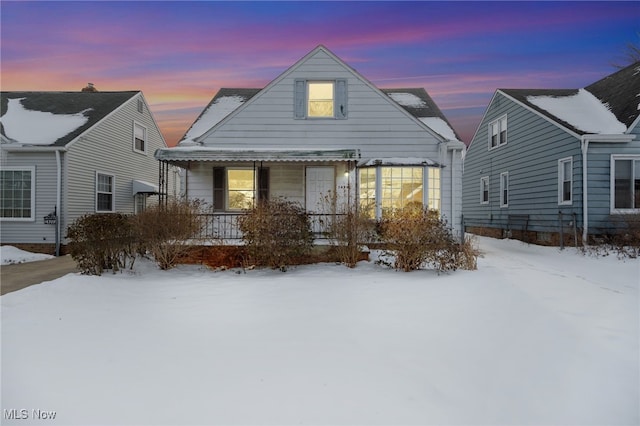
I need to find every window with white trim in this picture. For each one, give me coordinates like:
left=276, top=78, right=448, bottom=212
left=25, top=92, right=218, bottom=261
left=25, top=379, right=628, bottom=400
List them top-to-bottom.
left=294, top=79, right=347, bottom=119
left=308, top=82, right=334, bottom=117
left=489, top=115, right=507, bottom=149
left=133, top=122, right=147, bottom=154
left=611, top=156, right=640, bottom=212
left=558, top=157, right=572, bottom=205
left=358, top=166, right=441, bottom=219
left=0, top=167, right=35, bottom=220
left=358, top=167, right=376, bottom=218
left=381, top=167, right=423, bottom=215
left=427, top=167, right=440, bottom=211
left=96, top=172, right=115, bottom=212
left=500, top=172, right=509, bottom=207
left=480, top=176, right=489, bottom=204
left=135, top=193, right=147, bottom=213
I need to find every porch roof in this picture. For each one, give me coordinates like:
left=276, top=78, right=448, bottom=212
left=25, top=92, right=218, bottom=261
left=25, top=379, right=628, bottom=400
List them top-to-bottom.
left=155, top=147, right=360, bottom=164
left=358, top=157, right=440, bottom=167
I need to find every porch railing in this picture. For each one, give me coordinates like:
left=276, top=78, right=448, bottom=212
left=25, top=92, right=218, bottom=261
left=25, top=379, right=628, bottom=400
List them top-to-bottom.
left=195, top=212, right=339, bottom=241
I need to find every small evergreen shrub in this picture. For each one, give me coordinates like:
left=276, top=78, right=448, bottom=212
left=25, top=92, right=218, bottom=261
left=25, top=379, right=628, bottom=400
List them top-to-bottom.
left=238, top=198, right=313, bottom=271
left=378, top=206, right=478, bottom=272
left=67, top=213, right=136, bottom=275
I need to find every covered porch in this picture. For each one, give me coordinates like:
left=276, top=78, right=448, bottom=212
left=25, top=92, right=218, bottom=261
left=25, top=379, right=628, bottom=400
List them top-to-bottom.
left=155, top=147, right=361, bottom=241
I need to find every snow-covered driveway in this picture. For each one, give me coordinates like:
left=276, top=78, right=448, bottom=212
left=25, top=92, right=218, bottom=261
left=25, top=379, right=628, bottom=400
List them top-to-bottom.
left=2, top=237, right=638, bottom=425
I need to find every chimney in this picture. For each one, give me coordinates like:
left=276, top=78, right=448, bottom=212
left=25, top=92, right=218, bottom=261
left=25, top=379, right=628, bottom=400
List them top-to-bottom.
left=81, top=83, right=98, bottom=92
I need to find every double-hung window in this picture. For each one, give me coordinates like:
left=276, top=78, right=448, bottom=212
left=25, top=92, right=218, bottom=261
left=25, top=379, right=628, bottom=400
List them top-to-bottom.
left=294, top=79, right=348, bottom=119
left=489, top=115, right=508, bottom=149
left=133, top=122, right=147, bottom=154
left=611, top=155, right=640, bottom=212
left=558, top=157, right=572, bottom=205
left=0, top=167, right=35, bottom=220
left=212, top=167, right=269, bottom=211
left=96, top=172, right=115, bottom=212
left=500, top=172, right=509, bottom=207
left=480, top=176, right=489, bottom=204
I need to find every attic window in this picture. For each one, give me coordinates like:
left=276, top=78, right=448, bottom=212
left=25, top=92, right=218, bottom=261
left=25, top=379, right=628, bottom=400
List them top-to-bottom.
left=294, top=79, right=347, bottom=119
left=308, top=82, right=334, bottom=117
left=137, top=98, right=144, bottom=113
left=489, top=115, right=508, bottom=149
left=133, top=122, right=147, bottom=154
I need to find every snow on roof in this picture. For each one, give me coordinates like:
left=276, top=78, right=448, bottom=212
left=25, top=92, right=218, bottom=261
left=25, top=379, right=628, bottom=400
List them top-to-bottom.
left=526, top=89, right=627, bottom=134
left=387, top=92, right=426, bottom=108
left=180, top=96, right=247, bottom=145
left=0, top=98, right=90, bottom=145
left=419, top=117, right=459, bottom=141
left=359, top=157, right=438, bottom=167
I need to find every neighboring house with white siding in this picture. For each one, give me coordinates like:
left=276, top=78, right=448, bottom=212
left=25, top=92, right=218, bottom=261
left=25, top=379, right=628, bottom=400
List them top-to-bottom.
left=155, top=45, right=465, bottom=240
left=462, top=62, right=640, bottom=245
left=1, top=88, right=174, bottom=255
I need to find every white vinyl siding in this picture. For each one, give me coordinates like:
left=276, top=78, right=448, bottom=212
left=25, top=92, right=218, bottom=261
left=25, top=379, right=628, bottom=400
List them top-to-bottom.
left=558, top=157, right=572, bottom=205
left=0, top=166, right=35, bottom=221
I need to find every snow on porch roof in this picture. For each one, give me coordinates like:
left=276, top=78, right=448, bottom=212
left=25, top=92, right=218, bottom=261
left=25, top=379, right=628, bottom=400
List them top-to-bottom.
left=155, top=147, right=360, bottom=163
left=358, top=157, right=440, bottom=167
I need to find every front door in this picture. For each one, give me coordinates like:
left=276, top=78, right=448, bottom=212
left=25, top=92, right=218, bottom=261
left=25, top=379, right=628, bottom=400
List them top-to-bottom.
left=305, top=166, right=335, bottom=213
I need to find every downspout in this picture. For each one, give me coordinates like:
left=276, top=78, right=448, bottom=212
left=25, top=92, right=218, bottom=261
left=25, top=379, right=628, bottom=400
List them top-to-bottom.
left=581, top=136, right=589, bottom=246
left=451, top=149, right=455, bottom=233
left=55, top=150, right=62, bottom=256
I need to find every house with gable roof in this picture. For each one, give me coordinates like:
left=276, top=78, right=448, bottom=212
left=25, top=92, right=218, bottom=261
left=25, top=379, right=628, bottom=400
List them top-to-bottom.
left=155, top=45, right=465, bottom=240
left=461, top=62, right=640, bottom=245
left=1, top=87, right=176, bottom=255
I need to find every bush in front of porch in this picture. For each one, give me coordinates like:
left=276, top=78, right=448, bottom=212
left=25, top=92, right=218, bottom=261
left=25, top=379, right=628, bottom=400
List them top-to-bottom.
left=238, top=198, right=314, bottom=271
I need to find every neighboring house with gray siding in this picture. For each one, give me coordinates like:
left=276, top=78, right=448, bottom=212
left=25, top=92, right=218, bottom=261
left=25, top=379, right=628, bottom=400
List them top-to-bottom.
left=155, top=45, right=465, bottom=240
left=462, top=62, right=640, bottom=245
left=1, top=88, right=173, bottom=255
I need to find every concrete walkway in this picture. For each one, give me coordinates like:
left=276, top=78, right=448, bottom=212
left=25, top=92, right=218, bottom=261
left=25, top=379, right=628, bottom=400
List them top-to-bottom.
left=1, top=255, right=78, bottom=295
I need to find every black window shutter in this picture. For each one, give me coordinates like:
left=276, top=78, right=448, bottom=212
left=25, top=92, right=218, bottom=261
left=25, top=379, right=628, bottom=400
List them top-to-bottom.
left=213, top=167, right=225, bottom=210
left=258, top=167, right=269, bottom=201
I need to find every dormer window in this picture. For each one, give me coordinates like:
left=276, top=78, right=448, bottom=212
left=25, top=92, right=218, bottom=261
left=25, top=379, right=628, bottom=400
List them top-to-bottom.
left=294, top=79, right=347, bottom=119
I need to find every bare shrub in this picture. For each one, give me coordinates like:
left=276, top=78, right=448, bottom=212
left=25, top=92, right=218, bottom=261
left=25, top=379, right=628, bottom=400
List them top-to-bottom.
left=320, top=190, right=376, bottom=268
left=133, top=198, right=206, bottom=270
left=237, top=198, right=313, bottom=271
left=379, top=206, right=478, bottom=272
left=67, top=213, right=136, bottom=275
left=586, top=214, right=640, bottom=258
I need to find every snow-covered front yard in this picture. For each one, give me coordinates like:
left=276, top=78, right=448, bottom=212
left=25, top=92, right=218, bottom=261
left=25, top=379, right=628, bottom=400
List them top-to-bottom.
left=1, top=237, right=638, bottom=425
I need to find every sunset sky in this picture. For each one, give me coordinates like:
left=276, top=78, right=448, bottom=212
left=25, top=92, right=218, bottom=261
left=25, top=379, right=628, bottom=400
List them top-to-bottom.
left=1, top=1, right=638, bottom=145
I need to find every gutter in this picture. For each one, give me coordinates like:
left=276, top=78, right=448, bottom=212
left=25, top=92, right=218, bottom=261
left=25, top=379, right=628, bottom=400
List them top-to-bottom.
left=580, top=133, right=635, bottom=245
